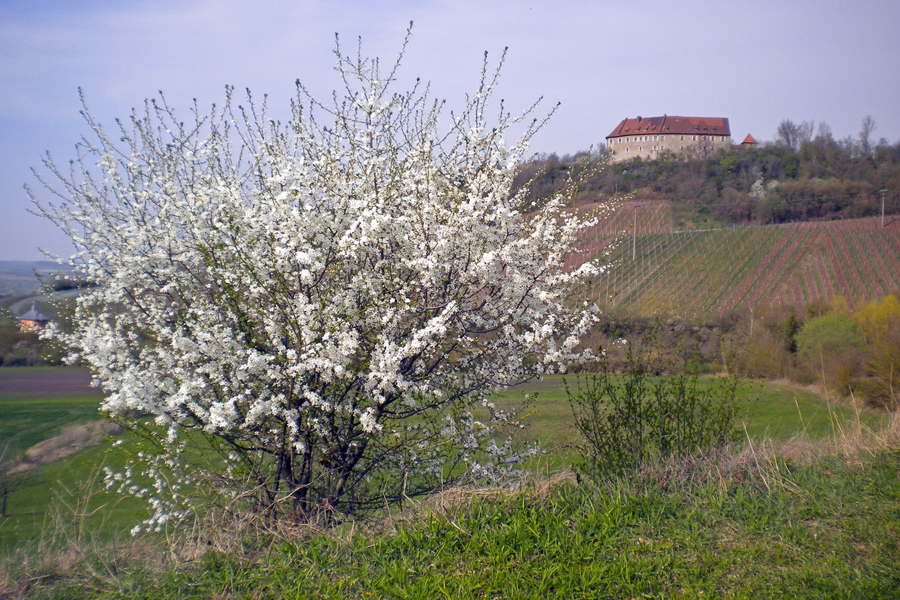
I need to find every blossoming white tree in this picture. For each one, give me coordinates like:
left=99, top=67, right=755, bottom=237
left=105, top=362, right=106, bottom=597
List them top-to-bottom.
left=30, top=33, right=611, bottom=523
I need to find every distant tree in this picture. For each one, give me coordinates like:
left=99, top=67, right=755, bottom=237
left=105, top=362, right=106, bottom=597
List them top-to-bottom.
left=859, top=115, right=877, bottom=158
left=776, top=119, right=802, bottom=152
left=797, top=120, right=815, bottom=147
left=815, top=121, right=834, bottom=144
left=591, top=142, right=608, bottom=160
left=853, top=295, right=900, bottom=409
left=796, top=314, right=866, bottom=393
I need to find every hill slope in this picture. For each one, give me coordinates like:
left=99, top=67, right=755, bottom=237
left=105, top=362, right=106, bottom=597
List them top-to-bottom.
left=578, top=205, right=900, bottom=318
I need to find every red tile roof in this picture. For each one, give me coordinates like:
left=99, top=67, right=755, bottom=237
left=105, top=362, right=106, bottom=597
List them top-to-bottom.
left=607, top=115, right=731, bottom=138
left=740, top=134, right=758, bottom=145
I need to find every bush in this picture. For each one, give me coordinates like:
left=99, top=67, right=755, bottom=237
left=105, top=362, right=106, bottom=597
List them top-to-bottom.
left=29, top=31, right=605, bottom=526
left=853, top=295, right=900, bottom=409
left=796, top=314, right=865, bottom=394
left=567, top=344, right=741, bottom=480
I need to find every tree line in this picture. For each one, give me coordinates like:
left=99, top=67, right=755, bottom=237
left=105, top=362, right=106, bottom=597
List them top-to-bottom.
left=514, top=117, right=900, bottom=227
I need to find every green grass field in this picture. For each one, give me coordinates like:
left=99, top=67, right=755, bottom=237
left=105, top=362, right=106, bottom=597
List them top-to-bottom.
left=2, top=366, right=898, bottom=598
left=0, top=367, right=888, bottom=555
left=0, top=368, right=140, bottom=551
left=491, top=376, right=886, bottom=463
left=9, top=437, right=900, bottom=599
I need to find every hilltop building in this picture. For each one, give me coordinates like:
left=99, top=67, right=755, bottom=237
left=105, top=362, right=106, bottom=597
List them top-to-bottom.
left=606, top=115, right=732, bottom=163
left=736, top=133, right=758, bottom=148
left=17, top=302, right=50, bottom=331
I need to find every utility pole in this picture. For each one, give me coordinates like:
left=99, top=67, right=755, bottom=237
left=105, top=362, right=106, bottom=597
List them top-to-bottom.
left=880, top=189, right=887, bottom=228
left=633, top=205, right=637, bottom=262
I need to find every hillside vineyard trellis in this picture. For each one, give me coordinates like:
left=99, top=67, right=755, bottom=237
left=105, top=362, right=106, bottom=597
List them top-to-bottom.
left=573, top=208, right=900, bottom=317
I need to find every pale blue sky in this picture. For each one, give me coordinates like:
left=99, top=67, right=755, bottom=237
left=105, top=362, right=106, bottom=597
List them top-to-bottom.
left=2, top=0, right=899, bottom=261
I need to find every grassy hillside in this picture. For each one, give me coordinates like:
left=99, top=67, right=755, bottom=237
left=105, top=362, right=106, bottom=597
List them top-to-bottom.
left=575, top=208, right=900, bottom=318
left=2, top=368, right=898, bottom=598
left=0, top=369, right=887, bottom=552
left=6, top=420, right=899, bottom=599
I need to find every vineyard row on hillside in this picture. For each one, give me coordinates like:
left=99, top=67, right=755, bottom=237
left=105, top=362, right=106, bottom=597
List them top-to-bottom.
left=576, top=214, right=900, bottom=319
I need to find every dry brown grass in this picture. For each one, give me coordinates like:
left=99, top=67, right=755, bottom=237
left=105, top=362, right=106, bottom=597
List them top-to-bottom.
left=774, top=405, right=900, bottom=464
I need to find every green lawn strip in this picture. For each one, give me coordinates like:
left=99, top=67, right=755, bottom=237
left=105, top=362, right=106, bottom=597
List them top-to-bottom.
left=489, top=376, right=884, bottom=448
left=738, top=381, right=885, bottom=440
left=0, top=397, right=104, bottom=455
left=1, top=422, right=239, bottom=554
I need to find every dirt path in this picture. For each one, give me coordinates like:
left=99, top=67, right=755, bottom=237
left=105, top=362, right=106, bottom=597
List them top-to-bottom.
left=9, top=420, right=121, bottom=473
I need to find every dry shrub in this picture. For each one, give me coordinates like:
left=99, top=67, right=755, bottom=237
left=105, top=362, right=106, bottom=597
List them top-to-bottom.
left=742, top=329, right=793, bottom=379
left=778, top=406, right=900, bottom=464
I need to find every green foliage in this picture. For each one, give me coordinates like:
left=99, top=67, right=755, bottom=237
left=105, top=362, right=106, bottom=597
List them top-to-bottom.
left=854, top=295, right=900, bottom=409
left=795, top=314, right=866, bottom=394
left=796, top=314, right=865, bottom=358
left=566, top=345, right=741, bottom=479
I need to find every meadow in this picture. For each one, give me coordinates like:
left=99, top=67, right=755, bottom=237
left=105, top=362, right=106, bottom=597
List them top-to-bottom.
left=1, top=367, right=891, bottom=569
left=2, top=377, right=897, bottom=598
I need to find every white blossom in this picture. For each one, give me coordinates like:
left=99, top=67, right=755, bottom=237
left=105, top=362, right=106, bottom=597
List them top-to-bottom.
left=30, top=31, right=615, bottom=520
